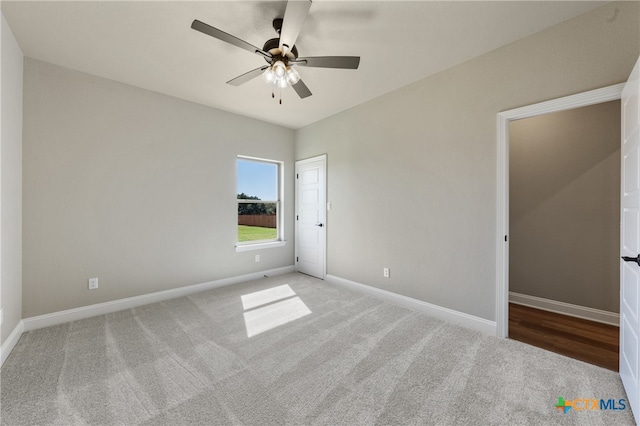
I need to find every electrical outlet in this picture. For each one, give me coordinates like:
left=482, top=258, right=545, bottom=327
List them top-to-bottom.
left=255, top=254, right=260, bottom=263
left=383, top=267, right=390, bottom=278
left=88, top=277, right=99, bottom=290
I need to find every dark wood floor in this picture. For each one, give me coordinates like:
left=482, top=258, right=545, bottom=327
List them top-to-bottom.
left=509, top=303, right=619, bottom=371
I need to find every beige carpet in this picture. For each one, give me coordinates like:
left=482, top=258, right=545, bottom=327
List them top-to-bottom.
left=1, top=272, right=635, bottom=425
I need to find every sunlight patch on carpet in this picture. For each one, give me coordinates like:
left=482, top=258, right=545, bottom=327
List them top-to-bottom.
left=241, top=284, right=297, bottom=310
left=242, top=285, right=312, bottom=337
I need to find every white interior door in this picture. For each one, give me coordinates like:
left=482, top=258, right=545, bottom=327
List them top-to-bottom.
left=620, top=56, right=640, bottom=424
left=295, top=155, right=326, bottom=279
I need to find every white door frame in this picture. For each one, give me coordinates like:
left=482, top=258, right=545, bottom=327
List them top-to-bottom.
left=496, top=83, right=625, bottom=338
left=295, top=154, right=327, bottom=279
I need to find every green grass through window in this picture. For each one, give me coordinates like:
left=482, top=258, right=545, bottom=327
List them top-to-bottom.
left=238, top=225, right=277, bottom=242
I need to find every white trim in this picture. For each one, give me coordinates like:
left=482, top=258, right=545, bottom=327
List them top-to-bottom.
left=496, top=83, right=624, bottom=338
left=499, top=84, right=624, bottom=122
left=496, top=111, right=510, bottom=339
left=295, top=154, right=328, bottom=167
left=235, top=240, right=287, bottom=252
left=22, top=266, right=295, bottom=332
left=326, top=274, right=496, bottom=335
left=509, top=292, right=619, bottom=326
left=1, top=320, right=24, bottom=367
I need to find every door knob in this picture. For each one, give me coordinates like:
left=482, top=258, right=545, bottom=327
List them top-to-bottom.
left=315, top=223, right=324, bottom=227
left=622, top=254, right=640, bottom=266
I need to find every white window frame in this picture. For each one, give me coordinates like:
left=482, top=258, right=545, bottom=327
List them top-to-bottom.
left=235, top=155, right=286, bottom=252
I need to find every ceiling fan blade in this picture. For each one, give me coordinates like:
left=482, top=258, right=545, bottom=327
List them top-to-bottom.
left=279, top=0, right=312, bottom=55
left=191, top=20, right=272, bottom=59
left=292, top=56, right=360, bottom=69
left=227, top=66, right=270, bottom=86
left=292, top=79, right=312, bottom=99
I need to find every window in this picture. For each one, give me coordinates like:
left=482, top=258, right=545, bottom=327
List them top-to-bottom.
left=236, top=156, right=284, bottom=251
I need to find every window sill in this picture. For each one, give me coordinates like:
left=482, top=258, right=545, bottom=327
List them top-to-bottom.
left=235, top=240, right=287, bottom=252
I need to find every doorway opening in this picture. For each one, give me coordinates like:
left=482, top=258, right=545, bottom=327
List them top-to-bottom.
left=495, top=84, right=625, bottom=369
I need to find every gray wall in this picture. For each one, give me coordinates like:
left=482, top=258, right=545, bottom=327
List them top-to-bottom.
left=295, top=1, right=639, bottom=320
left=1, top=13, right=23, bottom=345
left=22, top=59, right=295, bottom=318
left=509, top=101, right=621, bottom=313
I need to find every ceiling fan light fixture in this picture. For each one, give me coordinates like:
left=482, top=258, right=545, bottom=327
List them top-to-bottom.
left=272, top=60, right=286, bottom=78
left=262, top=67, right=276, bottom=83
left=286, top=67, right=300, bottom=85
left=276, top=77, right=288, bottom=89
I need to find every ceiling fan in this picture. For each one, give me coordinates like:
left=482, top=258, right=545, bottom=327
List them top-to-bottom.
left=191, top=0, right=360, bottom=103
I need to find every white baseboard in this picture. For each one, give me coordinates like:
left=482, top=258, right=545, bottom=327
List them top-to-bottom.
left=23, top=265, right=295, bottom=332
left=325, top=274, right=496, bottom=335
left=509, top=292, right=619, bottom=326
left=1, top=320, right=24, bottom=367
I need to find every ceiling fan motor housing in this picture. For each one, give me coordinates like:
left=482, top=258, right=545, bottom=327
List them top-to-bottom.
left=263, top=37, right=298, bottom=63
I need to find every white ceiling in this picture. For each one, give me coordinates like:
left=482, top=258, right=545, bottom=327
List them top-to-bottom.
left=2, top=1, right=608, bottom=129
